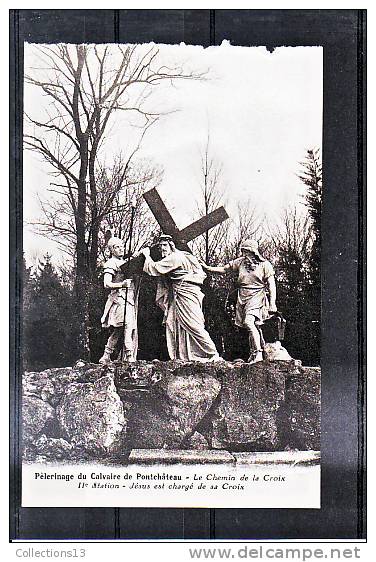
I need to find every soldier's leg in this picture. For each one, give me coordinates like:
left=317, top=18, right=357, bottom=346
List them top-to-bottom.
left=118, top=304, right=137, bottom=362
left=243, top=313, right=263, bottom=363
left=122, top=326, right=136, bottom=362
left=99, top=328, right=121, bottom=364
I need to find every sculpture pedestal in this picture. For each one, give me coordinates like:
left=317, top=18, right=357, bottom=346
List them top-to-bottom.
left=22, top=360, right=320, bottom=463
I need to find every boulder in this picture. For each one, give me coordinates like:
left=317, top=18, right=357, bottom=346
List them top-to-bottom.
left=114, top=360, right=182, bottom=390
left=209, top=361, right=286, bottom=450
left=23, top=364, right=110, bottom=407
left=125, top=365, right=221, bottom=449
left=277, top=367, right=321, bottom=450
left=23, top=372, right=56, bottom=404
left=56, top=375, right=126, bottom=454
left=22, top=395, right=58, bottom=443
left=183, top=431, right=210, bottom=450
left=32, top=434, right=74, bottom=460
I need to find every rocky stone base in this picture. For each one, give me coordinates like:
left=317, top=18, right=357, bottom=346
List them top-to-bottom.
left=22, top=359, right=320, bottom=463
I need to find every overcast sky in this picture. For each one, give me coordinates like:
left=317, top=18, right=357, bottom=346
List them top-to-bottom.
left=23, top=42, right=322, bottom=264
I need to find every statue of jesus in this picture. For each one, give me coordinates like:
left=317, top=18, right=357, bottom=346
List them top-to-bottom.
left=140, top=235, right=220, bottom=362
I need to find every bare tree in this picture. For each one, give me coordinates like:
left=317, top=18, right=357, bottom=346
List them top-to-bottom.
left=24, top=43, right=203, bottom=357
left=192, top=132, right=262, bottom=267
left=192, top=134, right=229, bottom=265
left=96, top=156, right=163, bottom=262
left=222, top=200, right=262, bottom=263
left=267, top=206, right=312, bottom=289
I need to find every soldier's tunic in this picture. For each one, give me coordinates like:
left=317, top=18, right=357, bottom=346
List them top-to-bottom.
left=143, top=250, right=219, bottom=362
left=101, top=257, right=140, bottom=359
left=225, top=257, right=275, bottom=327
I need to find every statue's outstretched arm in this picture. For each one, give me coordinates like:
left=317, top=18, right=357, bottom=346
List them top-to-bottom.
left=200, top=263, right=227, bottom=274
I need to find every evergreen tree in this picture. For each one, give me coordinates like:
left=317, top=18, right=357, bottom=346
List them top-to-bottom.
left=298, top=148, right=322, bottom=301
left=298, top=148, right=322, bottom=364
left=268, top=208, right=315, bottom=364
left=23, top=255, right=80, bottom=370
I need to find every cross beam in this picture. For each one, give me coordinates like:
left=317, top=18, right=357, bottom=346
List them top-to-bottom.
left=121, top=188, right=229, bottom=276
left=143, top=188, right=229, bottom=251
left=143, top=188, right=183, bottom=247
left=179, top=206, right=229, bottom=244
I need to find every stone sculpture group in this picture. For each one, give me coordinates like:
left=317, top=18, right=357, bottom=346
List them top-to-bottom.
left=99, top=233, right=280, bottom=366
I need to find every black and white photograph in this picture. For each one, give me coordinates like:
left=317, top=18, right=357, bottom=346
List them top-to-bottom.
left=20, top=38, right=323, bottom=509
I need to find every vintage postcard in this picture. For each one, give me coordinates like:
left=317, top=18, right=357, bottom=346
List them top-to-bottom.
left=20, top=40, right=322, bottom=509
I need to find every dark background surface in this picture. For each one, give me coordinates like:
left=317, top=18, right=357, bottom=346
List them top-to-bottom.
left=10, top=9, right=366, bottom=540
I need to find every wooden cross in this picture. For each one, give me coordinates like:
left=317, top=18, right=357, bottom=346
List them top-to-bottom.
left=121, top=188, right=229, bottom=275
left=143, top=188, right=229, bottom=252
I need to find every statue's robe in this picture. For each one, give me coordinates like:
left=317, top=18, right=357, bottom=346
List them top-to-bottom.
left=143, top=250, right=219, bottom=362
left=224, top=257, right=275, bottom=327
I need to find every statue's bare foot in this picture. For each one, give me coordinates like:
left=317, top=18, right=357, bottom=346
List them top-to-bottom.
left=247, top=350, right=263, bottom=364
left=99, top=354, right=112, bottom=365
left=211, top=355, right=224, bottom=362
